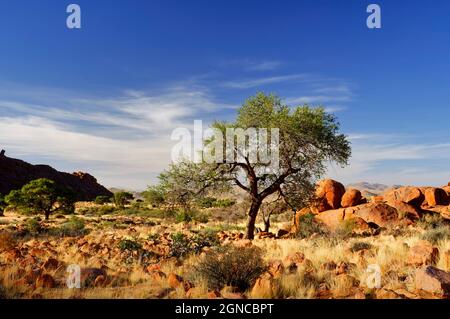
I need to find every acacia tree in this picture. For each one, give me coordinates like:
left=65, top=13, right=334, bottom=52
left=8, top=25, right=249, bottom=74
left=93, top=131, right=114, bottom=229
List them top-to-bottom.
left=162, top=93, right=351, bottom=239
left=5, top=178, right=75, bottom=220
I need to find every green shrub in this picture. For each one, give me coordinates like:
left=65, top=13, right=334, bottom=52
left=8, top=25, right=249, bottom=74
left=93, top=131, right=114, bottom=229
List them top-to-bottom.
left=95, top=196, right=112, bottom=205
left=197, top=197, right=236, bottom=208
left=175, top=210, right=209, bottom=223
left=175, top=211, right=193, bottom=223
left=295, top=213, right=328, bottom=239
left=417, top=213, right=447, bottom=230
left=50, top=216, right=88, bottom=237
left=25, top=217, right=43, bottom=235
left=335, top=219, right=357, bottom=239
left=421, top=226, right=450, bottom=244
left=169, top=231, right=218, bottom=258
left=118, top=239, right=142, bottom=251
left=350, top=241, right=373, bottom=252
left=194, top=245, right=266, bottom=291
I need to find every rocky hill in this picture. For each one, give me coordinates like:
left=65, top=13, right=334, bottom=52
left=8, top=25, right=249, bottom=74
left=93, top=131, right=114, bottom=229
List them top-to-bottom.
left=0, top=150, right=112, bottom=201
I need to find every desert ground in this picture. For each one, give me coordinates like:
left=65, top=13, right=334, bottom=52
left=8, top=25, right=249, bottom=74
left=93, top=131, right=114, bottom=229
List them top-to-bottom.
left=1, top=180, right=450, bottom=299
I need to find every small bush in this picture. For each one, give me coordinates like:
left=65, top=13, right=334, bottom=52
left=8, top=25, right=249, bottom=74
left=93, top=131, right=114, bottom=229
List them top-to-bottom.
left=95, top=196, right=112, bottom=205
left=175, top=210, right=209, bottom=223
left=175, top=211, right=193, bottom=223
left=295, top=213, right=328, bottom=239
left=417, top=213, right=447, bottom=230
left=50, top=216, right=88, bottom=237
left=25, top=217, right=43, bottom=235
left=335, top=219, right=357, bottom=239
left=421, top=226, right=450, bottom=244
left=169, top=231, right=218, bottom=258
left=118, top=239, right=142, bottom=251
left=350, top=241, right=373, bottom=252
left=194, top=245, right=266, bottom=292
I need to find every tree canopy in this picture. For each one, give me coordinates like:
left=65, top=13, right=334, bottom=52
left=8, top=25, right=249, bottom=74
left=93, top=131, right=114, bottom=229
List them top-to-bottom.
left=158, top=92, right=351, bottom=238
left=4, top=178, right=75, bottom=220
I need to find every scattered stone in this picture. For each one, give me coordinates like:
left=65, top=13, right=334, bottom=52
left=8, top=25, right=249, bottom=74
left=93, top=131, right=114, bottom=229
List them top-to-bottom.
left=408, top=241, right=439, bottom=266
left=42, top=258, right=59, bottom=271
left=415, top=266, right=450, bottom=296
left=167, top=273, right=184, bottom=289
left=35, top=274, right=56, bottom=289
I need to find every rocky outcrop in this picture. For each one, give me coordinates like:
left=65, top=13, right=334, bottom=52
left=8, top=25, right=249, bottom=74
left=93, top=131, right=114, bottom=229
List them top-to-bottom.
left=0, top=150, right=112, bottom=201
left=314, top=179, right=346, bottom=212
left=384, top=186, right=425, bottom=208
left=424, top=187, right=449, bottom=207
left=341, top=189, right=363, bottom=208
left=415, top=266, right=450, bottom=296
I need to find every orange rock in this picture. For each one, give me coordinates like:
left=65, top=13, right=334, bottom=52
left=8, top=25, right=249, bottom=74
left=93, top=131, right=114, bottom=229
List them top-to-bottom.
left=315, top=179, right=346, bottom=210
left=384, top=186, right=424, bottom=208
left=424, top=188, right=449, bottom=207
left=341, top=189, right=363, bottom=208
left=371, top=196, right=384, bottom=203
left=386, top=200, right=421, bottom=220
left=355, top=203, right=399, bottom=227
left=408, top=241, right=439, bottom=266
left=42, top=258, right=59, bottom=271
left=267, top=260, right=284, bottom=278
left=415, top=266, right=450, bottom=296
left=167, top=273, right=183, bottom=289
left=251, top=273, right=279, bottom=298
left=35, top=274, right=56, bottom=288
left=206, top=290, right=221, bottom=299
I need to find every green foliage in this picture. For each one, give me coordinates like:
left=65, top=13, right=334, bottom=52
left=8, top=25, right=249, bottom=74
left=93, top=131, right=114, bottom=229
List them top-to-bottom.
left=5, top=179, right=75, bottom=219
left=142, top=185, right=166, bottom=207
left=113, top=191, right=134, bottom=208
left=94, top=196, right=112, bottom=205
left=197, top=197, right=236, bottom=208
left=78, top=205, right=116, bottom=216
left=175, top=210, right=209, bottom=223
left=295, top=213, right=328, bottom=239
left=417, top=213, right=447, bottom=230
left=50, top=216, right=88, bottom=237
left=25, top=217, right=43, bottom=235
left=335, top=219, right=357, bottom=239
left=421, top=226, right=450, bottom=245
left=169, top=232, right=218, bottom=258
left=118, top=239, right=142, bottom=251
left=194, top=245, right=266, bottom=291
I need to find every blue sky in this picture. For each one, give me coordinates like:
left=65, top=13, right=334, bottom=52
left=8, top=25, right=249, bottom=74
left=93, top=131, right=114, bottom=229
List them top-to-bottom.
left=1, top=0, right=450, bottom=189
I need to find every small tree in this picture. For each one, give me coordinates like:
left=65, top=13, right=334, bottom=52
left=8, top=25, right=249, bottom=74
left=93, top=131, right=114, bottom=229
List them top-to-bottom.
left=161, top=93, right=351, bottom=239
left=5, top=179, right=75, bottom=220
left=142, top=185, right=166, bottom=207
left=113, top=191, right=134, bottom=208
left=94, top=195, right=112, bottom=205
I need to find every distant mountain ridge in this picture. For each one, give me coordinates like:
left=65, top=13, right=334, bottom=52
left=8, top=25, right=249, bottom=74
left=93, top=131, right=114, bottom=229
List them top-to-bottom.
left=0, top=150, right=112, bottom=201
left=346, top=182, right=402, bottom=197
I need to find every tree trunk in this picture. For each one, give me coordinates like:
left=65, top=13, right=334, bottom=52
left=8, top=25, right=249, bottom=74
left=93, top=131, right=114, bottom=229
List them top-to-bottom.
left=245, top=199, right=262, bottom=240
left=44, top=211, right=50, bottom=220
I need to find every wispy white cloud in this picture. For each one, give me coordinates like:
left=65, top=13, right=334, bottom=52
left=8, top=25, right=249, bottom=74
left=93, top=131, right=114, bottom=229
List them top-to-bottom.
left=245, top=60, right=282, bottom=71
left=222, top=74, right=309, bottom=89
left=327, top=133, right=450, bottom=186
